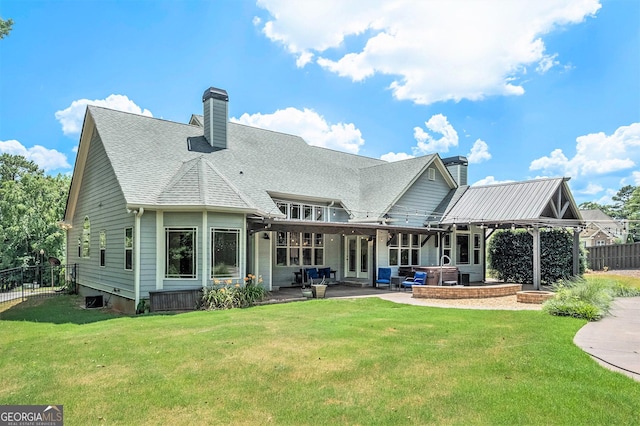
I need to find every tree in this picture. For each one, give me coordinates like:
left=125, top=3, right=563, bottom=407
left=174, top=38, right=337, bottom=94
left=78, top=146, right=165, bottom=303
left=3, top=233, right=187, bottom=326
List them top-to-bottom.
left=0, top=17, right=13, bottom=39
left=0, top=153, right=41, bottom=182
left=0, top=154, right=71, bottom=269
left=580, top=185, right=639, bottom=242
left=626, top=186, right=640, bottom=242
left=578, top=201, right=615, bottom=217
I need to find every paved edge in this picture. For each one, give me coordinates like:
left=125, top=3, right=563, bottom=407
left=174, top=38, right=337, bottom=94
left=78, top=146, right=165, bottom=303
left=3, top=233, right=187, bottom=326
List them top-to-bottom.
left=574, top=297, right=640, bottom=382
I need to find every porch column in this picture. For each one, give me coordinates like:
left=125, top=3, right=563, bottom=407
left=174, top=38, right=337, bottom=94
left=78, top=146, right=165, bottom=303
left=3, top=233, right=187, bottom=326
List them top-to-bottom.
left=202, top=211, right=208, bottom=288
left=532, top=226, right=540, bottom=290
left=573, top=228, right=581, bottom=276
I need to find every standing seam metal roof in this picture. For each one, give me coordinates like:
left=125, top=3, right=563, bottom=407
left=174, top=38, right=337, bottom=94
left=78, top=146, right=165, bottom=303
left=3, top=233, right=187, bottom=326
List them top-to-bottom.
left=441, top=178, right=580, bottom=224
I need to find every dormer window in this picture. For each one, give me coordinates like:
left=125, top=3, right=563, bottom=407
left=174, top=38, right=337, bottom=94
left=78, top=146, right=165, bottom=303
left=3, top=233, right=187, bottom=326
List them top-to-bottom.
left=275, top=200, right=328, bottom=222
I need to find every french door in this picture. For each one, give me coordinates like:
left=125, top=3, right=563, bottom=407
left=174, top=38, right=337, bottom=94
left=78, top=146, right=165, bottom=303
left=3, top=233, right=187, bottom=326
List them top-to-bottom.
left=344, top=236, right=369, bottom=279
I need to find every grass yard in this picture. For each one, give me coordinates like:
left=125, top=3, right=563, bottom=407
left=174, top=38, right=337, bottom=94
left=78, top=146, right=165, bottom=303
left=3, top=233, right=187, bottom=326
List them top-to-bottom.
left=1, top=292, right=639, bottom=425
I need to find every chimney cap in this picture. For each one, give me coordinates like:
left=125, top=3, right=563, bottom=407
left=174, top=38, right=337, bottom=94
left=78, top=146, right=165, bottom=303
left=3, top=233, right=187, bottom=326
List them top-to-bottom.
left=202, top=87, right=229, bottom=102
left=441, top=155, right=468, bottom=166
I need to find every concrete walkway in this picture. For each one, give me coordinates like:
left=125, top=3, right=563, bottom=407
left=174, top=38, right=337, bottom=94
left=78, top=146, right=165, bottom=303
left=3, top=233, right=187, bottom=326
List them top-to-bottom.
left=574, top=297, right=640, bottom=382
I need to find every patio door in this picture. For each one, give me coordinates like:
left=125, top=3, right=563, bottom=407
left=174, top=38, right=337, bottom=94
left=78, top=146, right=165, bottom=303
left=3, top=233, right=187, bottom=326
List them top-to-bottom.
left=344, top=236, right=369, bottom=279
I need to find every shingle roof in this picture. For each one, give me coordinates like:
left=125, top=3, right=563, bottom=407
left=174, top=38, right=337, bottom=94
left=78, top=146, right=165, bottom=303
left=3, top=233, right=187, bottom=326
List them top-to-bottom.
left=86, top=106, right=407, bottom=217
left=441, top=178, right=582, bottom=225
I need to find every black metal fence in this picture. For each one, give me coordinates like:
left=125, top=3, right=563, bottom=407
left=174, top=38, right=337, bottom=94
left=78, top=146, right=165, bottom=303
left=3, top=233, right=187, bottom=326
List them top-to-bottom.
left=586, top=242, right=640, bottom=270
left=0, top=264, right=77, bottom=305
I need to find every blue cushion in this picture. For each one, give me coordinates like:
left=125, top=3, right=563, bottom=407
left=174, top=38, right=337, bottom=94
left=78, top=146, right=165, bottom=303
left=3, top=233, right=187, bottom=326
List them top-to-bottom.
left=319, top=267, right=331, bottom=279
left=305, top=268, right=319, bottom=280
left=376, top=279, right=390, bottom=284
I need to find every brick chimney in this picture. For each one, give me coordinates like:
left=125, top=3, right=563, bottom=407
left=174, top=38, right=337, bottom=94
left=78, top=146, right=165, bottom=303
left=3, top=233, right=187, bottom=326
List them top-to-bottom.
left=202, top=87, right=229, bottom=149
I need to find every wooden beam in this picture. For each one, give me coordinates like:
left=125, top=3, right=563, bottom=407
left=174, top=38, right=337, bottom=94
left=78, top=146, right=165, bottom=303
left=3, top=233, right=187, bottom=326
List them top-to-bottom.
left=548, top=198, right=559, bottom=219
left=532, top=226, right=541, bottom=290
left=573, top=228, right=581, bottom=276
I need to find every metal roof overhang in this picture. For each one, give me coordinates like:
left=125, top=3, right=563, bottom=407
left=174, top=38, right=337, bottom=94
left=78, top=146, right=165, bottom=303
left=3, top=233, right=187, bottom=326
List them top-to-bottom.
left=444, top=217, right=584, bottom=229
left=247, top=219, right=448, bottom=236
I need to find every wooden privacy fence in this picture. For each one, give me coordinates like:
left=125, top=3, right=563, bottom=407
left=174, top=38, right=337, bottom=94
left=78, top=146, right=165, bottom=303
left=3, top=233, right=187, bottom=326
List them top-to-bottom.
left=586, top=242, right=640, bottom=270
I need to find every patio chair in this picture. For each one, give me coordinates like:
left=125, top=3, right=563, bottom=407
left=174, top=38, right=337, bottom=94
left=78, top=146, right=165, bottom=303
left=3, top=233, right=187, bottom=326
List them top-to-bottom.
left=304, top=267, right=319, bottom=284
left=318, top=267, right=332, bottom=281
left=376, top=267, right=392, bottom=289
left=401, top=271, right=427, bottom=290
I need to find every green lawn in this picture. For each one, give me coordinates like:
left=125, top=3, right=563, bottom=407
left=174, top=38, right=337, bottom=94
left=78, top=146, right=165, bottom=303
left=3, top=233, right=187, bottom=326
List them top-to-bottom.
left=1, top=294, right=638, bottom=425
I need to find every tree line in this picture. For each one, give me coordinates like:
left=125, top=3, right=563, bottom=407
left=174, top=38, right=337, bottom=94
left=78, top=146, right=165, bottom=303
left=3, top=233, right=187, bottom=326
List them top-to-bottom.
left=0, top=154, right=71, bottom=269
left=579, top=185, right=640, bottom=243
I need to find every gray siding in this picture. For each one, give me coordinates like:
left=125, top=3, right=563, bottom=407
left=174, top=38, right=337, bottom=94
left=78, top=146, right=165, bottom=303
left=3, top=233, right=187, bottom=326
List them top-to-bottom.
left=204, top=97, right=228, bottom=149
left=70, top=129, right=135, bottom=299
left=388, top=167, right=452, bottom=227
left=139, top=211, right=157, bottom=297
left=161, top=211, right=245, bottom=291
left=162, top=212, right=205, bottom=290
left=256, top=233, right=272, bottom=289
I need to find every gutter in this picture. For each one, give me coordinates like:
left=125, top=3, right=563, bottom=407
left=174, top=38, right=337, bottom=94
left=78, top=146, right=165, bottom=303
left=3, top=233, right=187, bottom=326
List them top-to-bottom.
left=131, top=207, right=145, bottom=308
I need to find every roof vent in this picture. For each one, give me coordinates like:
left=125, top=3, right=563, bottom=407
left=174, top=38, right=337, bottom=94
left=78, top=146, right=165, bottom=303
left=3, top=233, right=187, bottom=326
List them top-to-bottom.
left=202, top=87, right=228, bottom=149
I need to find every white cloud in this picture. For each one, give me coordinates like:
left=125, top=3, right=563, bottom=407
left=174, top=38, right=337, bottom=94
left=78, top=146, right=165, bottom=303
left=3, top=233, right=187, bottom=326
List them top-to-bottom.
left=256, top=0, right=601, bottom=105
left=536, top=53, right=559, bottom=74
left=55, top=94, right=152, bottom=136
left=231, top=107, right=364, bottom=154
left=413, top=114, right=458, bottom=155
left=529, top=122, right=640, bottom=178
left=0, top=139, right=71, bottom=171
left=467, top=139, right=491, bottom=163
left=380, top=152, right=414, bottom=162
left=633, top=171, right=640, bottom=186
left=472, top=176, right=514, bottom=186
left=577, top=182, right=604, bottom=195
left=595, top=188, right=617, bottom=205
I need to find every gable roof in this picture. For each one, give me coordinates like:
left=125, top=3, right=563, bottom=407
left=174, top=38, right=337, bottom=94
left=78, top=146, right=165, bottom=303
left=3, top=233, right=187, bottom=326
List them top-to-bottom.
left=65, top=106, right=449, bottom=223
left=357, top=154, right=456, bottom=220
left=440, top=178, right=582, bottom=227
left=579, top=209, right=626, bottom=239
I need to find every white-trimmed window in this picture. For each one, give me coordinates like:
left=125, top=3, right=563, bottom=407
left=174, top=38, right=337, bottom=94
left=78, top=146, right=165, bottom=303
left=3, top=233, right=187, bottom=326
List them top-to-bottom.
left=276, top=200, right=327, bottom=222
left=82, top=216, right=90, bottom=258
left=165, top=227, right=197, bottom=279
left=124, top=228, right=133, bottom=271
left=212, top=228, right=240, bottom=278
left=99, top=231, right=106, bottom=267
left=276, top=232, right=324, bottom=266
left=388, top=233, right=420, bottom=266
left=456, top=233, right=470, bottom=264
left=473, top=233, right=481, bottom=265
left=443, top=234, right=451, bottom=260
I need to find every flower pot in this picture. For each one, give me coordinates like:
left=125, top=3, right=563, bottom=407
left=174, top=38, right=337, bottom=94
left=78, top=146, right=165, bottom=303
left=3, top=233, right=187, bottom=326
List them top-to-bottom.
left=312, top=284, right=327, bottom=299
left=301, top=289, right=314, bottom=298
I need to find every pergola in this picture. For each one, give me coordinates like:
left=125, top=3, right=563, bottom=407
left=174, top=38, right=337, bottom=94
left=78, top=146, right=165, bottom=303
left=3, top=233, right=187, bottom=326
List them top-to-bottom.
left=439, top=178, right=583, bottom=289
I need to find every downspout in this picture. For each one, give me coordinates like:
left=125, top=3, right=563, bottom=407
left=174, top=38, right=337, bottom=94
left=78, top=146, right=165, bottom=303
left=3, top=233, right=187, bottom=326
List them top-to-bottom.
left=134, top=208, right=145, bottom=308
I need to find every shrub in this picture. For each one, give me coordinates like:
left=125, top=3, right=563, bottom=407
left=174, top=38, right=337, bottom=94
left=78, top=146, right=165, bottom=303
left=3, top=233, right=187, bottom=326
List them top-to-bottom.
left=488, top=229, right=587, bottom=284
left=201, top=274, right=266, bottom=310
left=542, top=277, right=615, bottom=321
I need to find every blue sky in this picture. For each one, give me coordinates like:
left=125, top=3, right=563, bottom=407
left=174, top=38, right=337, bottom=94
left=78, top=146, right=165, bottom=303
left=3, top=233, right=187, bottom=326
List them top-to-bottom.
left=1, top=0, right=638, bottom=205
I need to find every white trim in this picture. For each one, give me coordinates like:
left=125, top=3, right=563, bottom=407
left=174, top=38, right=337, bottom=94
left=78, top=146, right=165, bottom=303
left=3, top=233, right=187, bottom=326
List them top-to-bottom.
left=134, top=208, right=144, bottom=306
left=155, top=211, right=163, bottom=290
left=202, top=211, right=208, bottom=288
left=164, top=226, right=198, bottom=279
left=124, top=227, right=134, bottom=271
left=211, top=227, right=242, bottom=280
